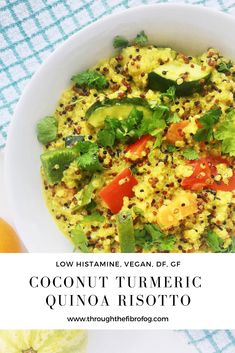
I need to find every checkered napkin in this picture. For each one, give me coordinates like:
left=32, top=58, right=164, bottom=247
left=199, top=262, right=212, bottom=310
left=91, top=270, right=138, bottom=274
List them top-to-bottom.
left=1, top=1, right=235, bottom=352
left=184, top=330, right=235, bottom=353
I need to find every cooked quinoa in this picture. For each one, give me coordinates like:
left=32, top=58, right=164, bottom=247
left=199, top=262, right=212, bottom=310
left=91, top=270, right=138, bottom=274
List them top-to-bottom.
left=38, top=33, right=235, bottom=253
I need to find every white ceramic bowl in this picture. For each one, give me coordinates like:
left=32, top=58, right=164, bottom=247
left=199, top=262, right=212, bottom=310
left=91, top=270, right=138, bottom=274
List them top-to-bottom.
left=5, top=4, right=235, bottom=252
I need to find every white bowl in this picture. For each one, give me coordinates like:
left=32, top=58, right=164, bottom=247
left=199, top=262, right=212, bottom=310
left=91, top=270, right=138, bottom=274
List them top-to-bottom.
left=5, top=4, right=235, bottom=252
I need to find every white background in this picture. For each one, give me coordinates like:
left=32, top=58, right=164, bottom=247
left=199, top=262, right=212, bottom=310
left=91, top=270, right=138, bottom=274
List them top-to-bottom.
left=0, top=253, right=234, bottom=330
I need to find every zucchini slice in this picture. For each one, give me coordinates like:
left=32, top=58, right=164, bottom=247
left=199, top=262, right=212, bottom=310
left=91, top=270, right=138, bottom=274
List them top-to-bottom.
left=148, top=62, right=211, bottom=96
left=86, top=97, right=152, bottom=128
left=41, top=148, right=77, bottom=184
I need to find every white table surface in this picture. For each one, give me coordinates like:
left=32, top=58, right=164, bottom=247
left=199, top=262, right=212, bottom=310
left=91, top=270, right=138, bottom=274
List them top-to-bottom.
left=88, top=330, right=196, bottom=353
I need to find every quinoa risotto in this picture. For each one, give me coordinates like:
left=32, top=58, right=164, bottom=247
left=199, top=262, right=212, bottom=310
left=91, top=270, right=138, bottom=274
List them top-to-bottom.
left=36, top=31, right=235, bottom=253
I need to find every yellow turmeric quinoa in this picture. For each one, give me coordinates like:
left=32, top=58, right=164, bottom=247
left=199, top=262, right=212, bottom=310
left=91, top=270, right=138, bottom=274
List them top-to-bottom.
left=38, top=33, right=235, bottom=253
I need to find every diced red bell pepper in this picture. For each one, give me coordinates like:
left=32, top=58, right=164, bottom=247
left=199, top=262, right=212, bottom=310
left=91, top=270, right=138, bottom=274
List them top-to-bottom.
left=125, top=134, right=153, bottom=160
left=182, top=156, right=235, bottom=191
left=99, top=168, right=138, bottom=214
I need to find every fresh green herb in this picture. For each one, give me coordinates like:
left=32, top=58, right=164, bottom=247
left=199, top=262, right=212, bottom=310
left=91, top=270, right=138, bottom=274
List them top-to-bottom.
left=134, top=30, right=148, bottom=46
left=113, top=35, right=129, bottom=48
left=217, top=61, right=233, bottom=73
left=71, top=70, right=108, bottom=90
left=160, top=86, right=176, bottom=102
left=97, top=104, right=169, bottom=148
left=140, top=105, right=169, bottom=136
left=97, top=108, right=143, bottom=147
left=193, top=108, right=221, bottom=142
left=214, top=109, right=235, bottom=156
left=166, top=112, right=181, bottom=124
left=36, top=116, right=58, bottom=145
left=97, top=128, right=115, bottom=147
left=75, top=141, right=103, bottom=172
left=166, top=144, right=177, bottom=153
left=182, top=147, right=199, bottom=160
left=73, top=174, right=103, bottom=211
left=81, top=211, right=105, bottom=223
left=135, top=224, right=176, bottom=251
left=71, top=225, right=89, bottom=252
left=206, top=230, right=235, bottom=253
left=207, top=230, right=223, bottom=252
left=207, top=230, right=235, bottom=253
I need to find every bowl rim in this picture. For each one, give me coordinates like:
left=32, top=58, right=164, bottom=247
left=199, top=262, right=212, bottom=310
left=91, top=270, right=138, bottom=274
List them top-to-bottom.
left=4, top=3, right=235, bottom=250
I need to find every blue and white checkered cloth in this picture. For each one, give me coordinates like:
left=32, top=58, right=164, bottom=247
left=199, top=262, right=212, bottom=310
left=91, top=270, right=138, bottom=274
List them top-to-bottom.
left=1, top=1, right=235, bottom=352
left=184, top=330, right=235, bottom=353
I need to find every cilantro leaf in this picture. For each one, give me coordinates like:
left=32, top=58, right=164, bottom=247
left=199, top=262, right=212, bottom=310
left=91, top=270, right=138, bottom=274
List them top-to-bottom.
left=134, top=31, right=148, bottom=46
left=113, top=35, right=129, bottom=49
left=217, top=61, right=233, bottom=73
left=71, top=70, right=108, bottom=90
left=160, top=86, right=176, bottom=102
left=97, top=104, right=169, bottom=149
left=140, top=105, right=169, bottom=136
left=97, top=108, right=143, bottom=147
left=193, top=108, right=221, bottom=142
left=214, top=109, right=235, bottom=156
left=166, top=112, right=180, bottom=124
left=36, top=116, right=58, bottom=145
left=97, top=128, right=115, bottom=147
left=75, top=141, right=103, bottom=172
left=166, top=144, right=177, bottom=153
left=182, top=147, right=199, bottom=160
left=81, top=211, right=105, bottom=223
left=134, top=224, right=176, bottom=251
left=71, top=225, right=89, bottom=252
left=207, top=230, right=223, bottom=252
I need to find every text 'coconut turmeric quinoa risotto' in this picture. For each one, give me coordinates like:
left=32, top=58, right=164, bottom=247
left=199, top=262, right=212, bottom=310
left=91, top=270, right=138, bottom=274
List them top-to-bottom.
left=36, top=31, right=235, bottom=253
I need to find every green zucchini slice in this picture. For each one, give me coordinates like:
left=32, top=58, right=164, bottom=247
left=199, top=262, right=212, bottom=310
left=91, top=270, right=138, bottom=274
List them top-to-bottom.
left=148, top=62, right=211, bottom=96
left=86, top=97, right=152, bottom=128
left=41, top=148, right=77, bottom=184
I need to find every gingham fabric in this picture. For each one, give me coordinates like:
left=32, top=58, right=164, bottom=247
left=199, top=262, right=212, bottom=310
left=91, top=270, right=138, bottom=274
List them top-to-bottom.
left=0, top=1, right=235, bottom=352
left=184, top=330, right=235, bottom=353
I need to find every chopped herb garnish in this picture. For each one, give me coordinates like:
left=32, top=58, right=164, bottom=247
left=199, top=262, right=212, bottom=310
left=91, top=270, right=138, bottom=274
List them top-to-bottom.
left=134, top=30, right=148, bottom=46
left=113, top=35, right=129, bottom=49
left=217, top=61, right=233, bottom=73
left=71, top=70, right=108, bottom=90
left=160, top=86, right=176, bottom=102
left=97, top=104, right=169, bottom=148
left=97, top=108, right=143, bottom=147
left=193, top=108, right=221, bottom=142
left=214, top=109, right=235, bottom=156
left=166, top=112, right=181, bottom=124
left=36, top=116, right=58, bottom=145
left=75, top=141, right=103, bottom=172
left=166, top=144, right=177, bottom=153
left=182, top=147, right=199, bottom=160
left=81, top=211, right=105, bottom=223
left=135, top=223, right=175, bottom=251
left=71, top=225, right=89, bottom=252
left=207, top=230, right=235, bottom=253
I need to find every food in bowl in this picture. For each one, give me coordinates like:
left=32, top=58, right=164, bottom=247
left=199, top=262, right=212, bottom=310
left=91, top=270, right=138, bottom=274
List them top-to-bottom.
left=37, top=31, right=235, bottom=253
